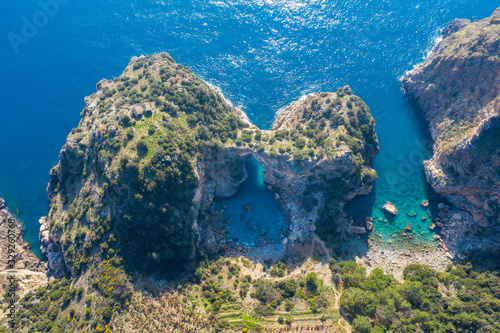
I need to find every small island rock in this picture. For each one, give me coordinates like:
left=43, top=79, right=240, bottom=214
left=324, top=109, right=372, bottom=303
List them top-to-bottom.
left=383, top=202, right=398, bottom=215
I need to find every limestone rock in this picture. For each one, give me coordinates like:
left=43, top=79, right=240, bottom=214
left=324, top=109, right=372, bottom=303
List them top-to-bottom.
left=383, top=202, right=398, bottom=215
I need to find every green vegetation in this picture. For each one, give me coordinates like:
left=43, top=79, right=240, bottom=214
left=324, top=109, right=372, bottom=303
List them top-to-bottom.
left=332, top=259, right=500, bottom=332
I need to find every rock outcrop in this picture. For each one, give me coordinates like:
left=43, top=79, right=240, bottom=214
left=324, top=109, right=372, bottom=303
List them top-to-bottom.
left=403, top=8, right=500, bottom=227
left=39, top=216, right=64, bottom=276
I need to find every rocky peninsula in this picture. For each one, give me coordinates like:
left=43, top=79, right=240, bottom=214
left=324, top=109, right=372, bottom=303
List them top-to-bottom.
left=403, top=8, right=500, bottom=231
left=42, top=53, right=379, bottom=279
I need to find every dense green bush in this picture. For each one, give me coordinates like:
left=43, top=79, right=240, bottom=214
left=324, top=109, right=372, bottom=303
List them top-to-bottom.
left=333, top=259, right=500, bottom=332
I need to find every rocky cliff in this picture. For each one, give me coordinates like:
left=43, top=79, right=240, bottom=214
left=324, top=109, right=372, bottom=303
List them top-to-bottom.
left=403, top=8, right=500, bottom=228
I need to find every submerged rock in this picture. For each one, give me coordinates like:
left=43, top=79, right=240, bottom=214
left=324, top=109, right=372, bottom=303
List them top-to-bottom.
left=383, top=202, right=398, bottom=215
left=407, top=210, right=417, bottom=217
left=365, top=217, right=373, bottom=231
left=352, top=226, right=367, bottom=235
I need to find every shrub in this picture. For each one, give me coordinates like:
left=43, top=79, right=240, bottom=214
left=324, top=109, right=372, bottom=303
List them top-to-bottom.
left=295, top=138, right=306, bottom=149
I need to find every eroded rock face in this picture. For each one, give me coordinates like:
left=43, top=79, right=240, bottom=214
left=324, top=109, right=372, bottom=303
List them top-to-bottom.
left=403, top=8, right=500, bottom=227
left=45, top=53, right=378, bottom=274
left=39, top=217, right=64, bottom=276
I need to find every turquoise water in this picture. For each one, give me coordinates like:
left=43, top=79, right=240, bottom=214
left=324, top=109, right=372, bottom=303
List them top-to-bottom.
left=1, top=1, right=498, bottom=251
left=214, top=156, right=286, bottom=244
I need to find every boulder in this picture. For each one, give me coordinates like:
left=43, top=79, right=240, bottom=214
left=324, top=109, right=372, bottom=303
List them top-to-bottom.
left=274, top=193, right=280, bottom=200
left=0, top=198, right=4, bottom=209
left=420, top=200, right=429, bottom=208
left=382, top=202, right=398, bottom=215
left=452, top=213, right=462, bottom=221
left=365, top=217, right=373, bottom=231
left=365, top=221, right=373, bottom=232
left=435, top=222, right=444, bottom=228
left=405, top=223, right=412, bottom=232
left=429, top=223, right=436, bottom=230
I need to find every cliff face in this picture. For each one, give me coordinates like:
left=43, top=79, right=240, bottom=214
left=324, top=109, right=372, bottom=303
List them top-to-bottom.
left=403, top=8, right=500, bottom=227
left=43, top=53, right=378, bottom=278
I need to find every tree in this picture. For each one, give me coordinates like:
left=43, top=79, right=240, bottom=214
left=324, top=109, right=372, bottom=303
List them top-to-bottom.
left=398, top=280, right=425, bottom=307
left=340, top=287, right=377, bottom=318
left=352, top=316, right=372, bottom=333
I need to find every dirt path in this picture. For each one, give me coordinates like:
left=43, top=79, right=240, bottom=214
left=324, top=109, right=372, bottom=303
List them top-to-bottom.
left=309, top=233, right=331, bottom=259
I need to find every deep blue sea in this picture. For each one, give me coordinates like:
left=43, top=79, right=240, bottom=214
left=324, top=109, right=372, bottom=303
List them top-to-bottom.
left=1, top=0, right=498, bottom=253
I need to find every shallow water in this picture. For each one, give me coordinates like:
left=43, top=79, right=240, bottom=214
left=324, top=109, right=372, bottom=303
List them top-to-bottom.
left=1, top=1, right=498, bottom=252
left=214, top=156, right=286, bottom=244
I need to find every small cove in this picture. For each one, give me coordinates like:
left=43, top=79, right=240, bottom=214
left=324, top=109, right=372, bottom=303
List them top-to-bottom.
left=214, top=156, right=286, bottom=245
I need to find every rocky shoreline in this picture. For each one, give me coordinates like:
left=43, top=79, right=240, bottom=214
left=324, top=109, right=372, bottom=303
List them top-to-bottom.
left=0, top=198, right=48, bottom=321
left=0, top=200, right=46, bottom=273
